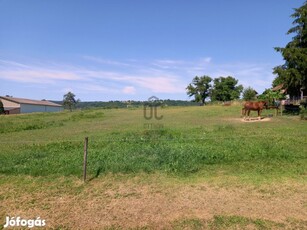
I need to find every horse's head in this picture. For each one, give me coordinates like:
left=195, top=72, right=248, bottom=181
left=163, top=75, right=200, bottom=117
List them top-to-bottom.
left=261, top=101, right=268, bottom=109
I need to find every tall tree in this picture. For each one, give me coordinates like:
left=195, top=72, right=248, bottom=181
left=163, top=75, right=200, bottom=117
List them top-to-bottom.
left=273, top=1, right=307, bottom=97
left=186, top=76, right=212, bottom=104
left=211, top=76, right=243, bottom=101
left=242, top=87, right=257, bottom=101
left=63, top=92, right=78, bottom=111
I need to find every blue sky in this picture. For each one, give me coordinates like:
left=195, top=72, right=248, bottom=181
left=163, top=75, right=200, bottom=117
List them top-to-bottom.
left=0, top=0, right=305, bottom=101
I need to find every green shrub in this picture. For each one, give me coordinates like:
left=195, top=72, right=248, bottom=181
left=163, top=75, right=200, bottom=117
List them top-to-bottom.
left=0, top=100, right=4, bottom=114
left=300, top=107, right=307, bottom=120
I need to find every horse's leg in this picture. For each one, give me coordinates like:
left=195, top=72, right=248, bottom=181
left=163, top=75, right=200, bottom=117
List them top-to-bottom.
left=244, top=108, right=248, bottom=120
left=247, top=109, right=250, bottom=120
left=258, top=109, right=261, bottom=120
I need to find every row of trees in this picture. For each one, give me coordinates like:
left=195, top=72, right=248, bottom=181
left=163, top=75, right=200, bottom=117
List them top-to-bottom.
left=186, top=75, right=285, bottom=104
left=186, top=76, right=244, bottom=103
left=62, top=92, right=202, bottom=110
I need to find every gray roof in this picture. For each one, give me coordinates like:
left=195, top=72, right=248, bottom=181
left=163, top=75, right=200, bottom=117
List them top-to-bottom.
left=0, top=96, right=62, bottom=107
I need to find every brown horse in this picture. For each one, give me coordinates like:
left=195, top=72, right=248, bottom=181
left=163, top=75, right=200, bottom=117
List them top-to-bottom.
left=242, top=101, right=267, bottom=120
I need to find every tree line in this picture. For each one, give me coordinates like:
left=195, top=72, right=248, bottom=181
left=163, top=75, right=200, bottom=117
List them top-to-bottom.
left=186, top=76, right=244, bottom=104
left=60, top=92, right=199, bottom=110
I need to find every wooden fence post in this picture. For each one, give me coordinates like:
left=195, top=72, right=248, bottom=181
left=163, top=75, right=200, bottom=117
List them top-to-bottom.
left=275, top=107, right=277, bottom=117
left=83, top=137, right=88, bottom=182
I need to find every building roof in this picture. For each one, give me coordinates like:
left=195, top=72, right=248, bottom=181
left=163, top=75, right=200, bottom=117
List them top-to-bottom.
left=272, top=83, right=285, bottom=91
left=272, top=83, right=287, bottom=94
left=0, top=96, right=62, bottom=107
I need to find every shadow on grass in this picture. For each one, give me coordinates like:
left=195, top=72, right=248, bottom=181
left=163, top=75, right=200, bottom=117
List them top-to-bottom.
left=88, top=167, right=103, bottom=181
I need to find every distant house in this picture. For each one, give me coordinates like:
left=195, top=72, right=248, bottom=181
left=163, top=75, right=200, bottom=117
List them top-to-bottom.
left=0, top=96, right=63, bottom=114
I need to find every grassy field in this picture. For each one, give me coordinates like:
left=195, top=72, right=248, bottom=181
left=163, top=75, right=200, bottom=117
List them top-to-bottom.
left=0, top=105, right=306, bottom=229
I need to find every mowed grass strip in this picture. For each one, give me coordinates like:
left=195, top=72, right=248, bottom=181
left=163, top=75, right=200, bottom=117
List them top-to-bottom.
left=0, top=106, right=306, bottom=180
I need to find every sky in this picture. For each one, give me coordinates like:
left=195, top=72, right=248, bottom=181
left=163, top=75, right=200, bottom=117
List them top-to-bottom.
left=0, top=0, right=305, bottom=101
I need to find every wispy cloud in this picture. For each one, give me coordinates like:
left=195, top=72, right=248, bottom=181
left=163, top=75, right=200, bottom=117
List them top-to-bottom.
left=0, top=56, right=277, bottom=100
left=82, top=56, right=132, bottom=67
left=151, top=57, right=211, bottom=71
left=0, top=59, right=32, bottom=69
left=152, top=59, right=186, bottom=69
left=0, top=60, right=83, bottom=84
left=210, top=62, right=276, bottom=91
left=0, top=70, right=81, bottom=83
left=77, top=71, right=184, bottom=93
left=126, top=76, right=183, bottom=93
left=80, top=84, right=116, bottom=93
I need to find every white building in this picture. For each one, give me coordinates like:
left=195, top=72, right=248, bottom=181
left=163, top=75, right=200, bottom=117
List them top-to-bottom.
left=0, top=96, right=63, bottom=114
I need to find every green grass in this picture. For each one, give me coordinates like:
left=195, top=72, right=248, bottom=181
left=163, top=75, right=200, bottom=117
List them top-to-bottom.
left=0, top=106, right=306, bottom=182
left=171, top=215, right=307, bottom=230
left=206, top=215, right=287, bottom=229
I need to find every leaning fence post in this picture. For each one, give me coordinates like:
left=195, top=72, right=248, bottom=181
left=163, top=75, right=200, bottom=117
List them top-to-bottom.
left=83, top=137, right=88, bottom=182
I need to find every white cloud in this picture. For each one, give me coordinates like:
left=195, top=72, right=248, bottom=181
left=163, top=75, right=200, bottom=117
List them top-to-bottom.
left=122, top=86, right=136, bottom=94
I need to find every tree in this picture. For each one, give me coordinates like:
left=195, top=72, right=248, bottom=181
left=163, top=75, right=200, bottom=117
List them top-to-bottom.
left=273, top=1, right=307, bottom=97
left=186, top=76, right=212, bottom=104
left=211, top=76, right=243, bottom=101
left=242, top=87, right=257, bottom=101
left=258, top=89, right=285, bottom=106
left=63, top=92, right=78, bottom=111
left=0, top=100, right=4, bottom=114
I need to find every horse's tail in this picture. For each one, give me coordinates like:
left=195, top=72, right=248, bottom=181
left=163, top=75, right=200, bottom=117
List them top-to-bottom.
left=241, top=107, right=245, bottom=116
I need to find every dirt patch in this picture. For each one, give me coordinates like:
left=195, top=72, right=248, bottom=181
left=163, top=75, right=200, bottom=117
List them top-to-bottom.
left=222, top=117, right=273, bottom=123
left=225, top=117, right=272, bottom=123
left=241, top=117, right=272, bottom=122
left=1, top=178, right=306, bottom=229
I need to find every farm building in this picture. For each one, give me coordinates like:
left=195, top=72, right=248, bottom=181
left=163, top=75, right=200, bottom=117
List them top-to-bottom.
left=273, top=83, right=307, bottom=101
left=0, top=96, right=63, bottom=114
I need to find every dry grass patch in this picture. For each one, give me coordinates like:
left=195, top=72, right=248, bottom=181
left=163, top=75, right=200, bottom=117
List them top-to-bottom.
left=1, top=175, right=306, bottom=229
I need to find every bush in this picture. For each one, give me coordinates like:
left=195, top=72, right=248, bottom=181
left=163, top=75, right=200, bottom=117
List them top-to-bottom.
left=242, top=87, right=257, bottom=101
left=0, top=100, right=4, bottom=114
left=300, top=107, right=307, bottom=120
